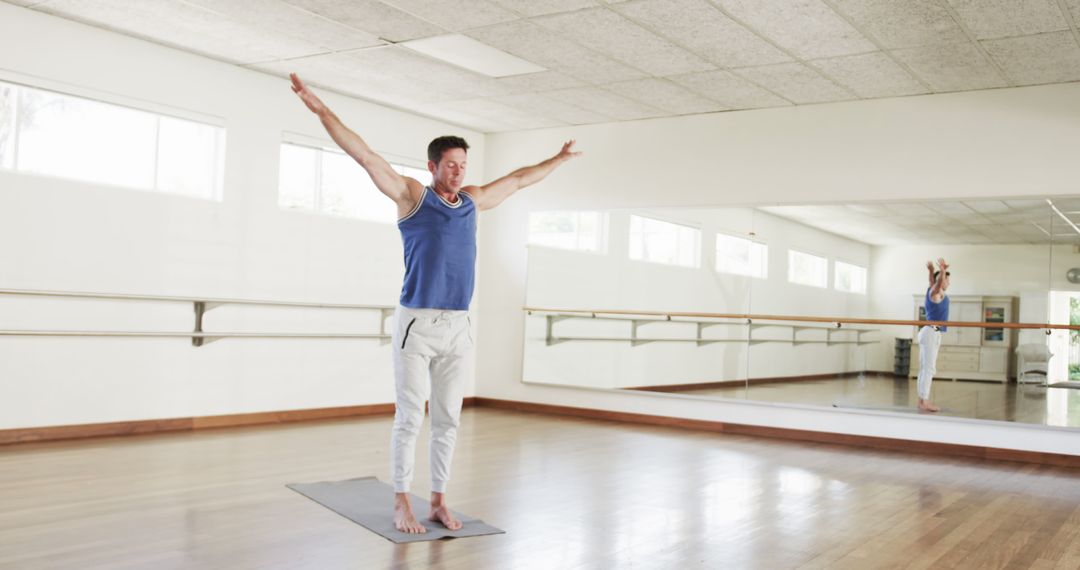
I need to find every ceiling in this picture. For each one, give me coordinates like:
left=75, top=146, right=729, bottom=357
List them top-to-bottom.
left=8, top=0, right=1080, bottom=133
left=759, top=197, right=1080, bottom=246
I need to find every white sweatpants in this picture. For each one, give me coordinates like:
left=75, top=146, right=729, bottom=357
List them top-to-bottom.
left=390, top=305, right=472, bottom=494
left=916, top=325, right=941, bottom=400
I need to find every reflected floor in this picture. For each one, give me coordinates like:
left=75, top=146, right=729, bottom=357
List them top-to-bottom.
left=629, top=374, right=1080, bottom=428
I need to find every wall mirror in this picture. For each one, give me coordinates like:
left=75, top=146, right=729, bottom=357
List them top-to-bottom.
left=522, top=197, right=1080, bottom=429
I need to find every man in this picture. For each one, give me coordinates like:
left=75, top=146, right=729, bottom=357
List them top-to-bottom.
left=289, top=74, right=580, bottom=533
left=916, top=258, right=950, bottom=413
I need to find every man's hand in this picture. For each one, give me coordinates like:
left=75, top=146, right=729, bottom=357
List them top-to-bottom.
left=290, top=73, right=327, bottom=115
left=555, top=139, right=582, bottom=163
left=937, top=258, right=949, bottom=273
left=926, top=260, right=935, bottom=273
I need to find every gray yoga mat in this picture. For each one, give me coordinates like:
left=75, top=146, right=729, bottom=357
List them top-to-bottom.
left=287, top=477, right=504, bottom=543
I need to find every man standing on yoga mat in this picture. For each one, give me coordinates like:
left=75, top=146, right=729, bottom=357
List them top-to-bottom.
left=290, top=74, right=581, bottom=534
left=916, top=258, right=950, bottom=413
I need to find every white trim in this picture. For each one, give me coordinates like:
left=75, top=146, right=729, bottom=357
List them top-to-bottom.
left=397, top=187, right=427, bottom=223
left=436, top=189, right=465, bottom=208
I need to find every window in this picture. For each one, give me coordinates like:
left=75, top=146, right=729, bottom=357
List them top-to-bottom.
left=0, top=80, right=224, bottom=200
left=278, top=141, right=431, bottom=223
left=528, top=211, right=608, bottom=253
left=629, top=215, right=700, bottom=268
left=716, top=233, right=767, bottom=278
left=788, top=250, right=828, bottom=288
left=835, top=261, right=867, bottom=294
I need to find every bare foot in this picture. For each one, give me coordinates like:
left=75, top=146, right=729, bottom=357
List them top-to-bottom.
left=918, top=399, right=940, bottom=413
left=394, top=494, right=427, bottom=534
left=428, top=494, right=462, bottom=531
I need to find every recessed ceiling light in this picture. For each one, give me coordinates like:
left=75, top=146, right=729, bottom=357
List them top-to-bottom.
left=399, top=34, right=546, bottom=78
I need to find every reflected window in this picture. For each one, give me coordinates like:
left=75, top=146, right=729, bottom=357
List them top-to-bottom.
left=0, top=80, right=224, bottom=200
left=278, top=141, right=431, bottom=224
left=528, top=211, right=608, bottom=253
left=629, top=215, right=700, bottom=268
left=716, top=233, right=767, bottom=278
left=788, top=249, right=827, bottom=288
left=834, top=260, right=867, bottom=294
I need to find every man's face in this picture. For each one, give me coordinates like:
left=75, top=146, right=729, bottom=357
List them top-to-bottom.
left=429, top=148, right=467, bottom=192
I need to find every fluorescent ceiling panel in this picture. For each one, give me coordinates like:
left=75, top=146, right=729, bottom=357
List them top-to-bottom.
left=400, top=34, right=546, bottom=77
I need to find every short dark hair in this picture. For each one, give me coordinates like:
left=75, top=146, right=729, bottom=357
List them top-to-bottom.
left=427, top=136, right=469, bottom=164
left=933, top=271, right=951, bottom=279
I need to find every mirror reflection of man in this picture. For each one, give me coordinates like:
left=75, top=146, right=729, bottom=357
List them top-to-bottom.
left=289, top=74, right=581, bottom=534
left=916, top=258, right=950, bottom=412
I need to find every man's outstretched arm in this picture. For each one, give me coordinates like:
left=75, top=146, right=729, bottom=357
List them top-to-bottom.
left=290, top=73, right=417, bottom=205
left=467, top=140, right=581, bottom=210
left=929, top=258, right=949, bottom=302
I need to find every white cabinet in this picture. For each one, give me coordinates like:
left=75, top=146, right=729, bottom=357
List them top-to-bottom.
left=910, top=295, right=1017, bottom=383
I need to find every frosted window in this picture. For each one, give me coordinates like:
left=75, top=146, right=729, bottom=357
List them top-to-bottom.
left=0, top=80, right=225, bottom=199
left=156, top=116, right=223, bottom=200
left=278, top=141, right=420, bottom=224
left=528, top=211, right=608, bottom=253
left=629, top=215, right=700, bottom=268
left=716, top=233, right=767, bottom=278
left=788, top=250, right=828, bottom=288
left=835, top=261, right=867, bottom=294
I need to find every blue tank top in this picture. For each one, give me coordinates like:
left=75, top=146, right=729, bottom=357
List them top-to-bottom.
left=397, top=187, right=477, bottom=310
left=925, top=288, right=949, bottom=331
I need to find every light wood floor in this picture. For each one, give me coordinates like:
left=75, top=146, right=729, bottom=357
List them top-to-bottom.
left=2, top=408, right=1079, bottom=570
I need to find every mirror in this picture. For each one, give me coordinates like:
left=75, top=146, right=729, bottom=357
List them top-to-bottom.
left=522, top=197, right=1080, bottom=429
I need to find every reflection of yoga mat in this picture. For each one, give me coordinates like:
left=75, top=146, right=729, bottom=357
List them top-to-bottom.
left=1047, top=381, right=1080, bottom=390
left=287, top=477, right=504, bottom=543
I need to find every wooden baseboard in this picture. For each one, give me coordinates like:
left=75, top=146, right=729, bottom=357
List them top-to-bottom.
left=626, top=371, right=889, bottom=393
left=5, top=396, right=1076, bottom=468
left=471, top=397, right=1080, bottom=468
left=0, top=398, right=476, bottom=445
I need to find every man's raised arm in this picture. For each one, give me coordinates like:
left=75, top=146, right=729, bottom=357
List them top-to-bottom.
left=290, top=74, right=418, bottom=207
left=468, top=140, right=582, bottom=211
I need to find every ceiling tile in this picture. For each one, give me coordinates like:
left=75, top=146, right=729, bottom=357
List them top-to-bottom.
left=38, top=0, right=328, bottom=64
left=181, top=0, right=383, bottom=51
left=280, top=0, right=445, bottom=42
left=379, top=0, right=518, bottom=31
left=490, top=0, right=599, bottom=16
left=614, top=0, right=792, bottom=68
left=712, top=0, right=877, bottom=59
left=829, top=0, right=969, bottom=49
left=945, top=0, right=1067, bottom=39
left=534, top=7, right=715, bottom=75
left=467, top=20, right=648, bottom=83
left=982, top=31, right=1080, bottom=85
left=890, top=42, right=1007, bottom=91
left=809, top=52, right=928, bottom=98
left=253, top=54, right=443, bottom=108
left=735, top=63, right=855, bottom=104
left=669, top=70, right=791, bottom=109
left=494, top=71, right=585, bottom=93
left=606, top=78, right=728, bottom=114
left=542, top=86, right=667, bottom=120
left=489, top=92, right=614, bottom=124
left=428, top=98, right=564, bottom=130
left=409, top=101, right=519, bottom=132
left=1004, top=199, right=1051, bottom=210
left=845, top=203, right=894, bottom=216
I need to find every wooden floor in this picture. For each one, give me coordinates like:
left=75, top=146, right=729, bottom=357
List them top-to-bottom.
left=656, top=374, right=1080, bottom=428
left=2, top=408, right=1079, bottom=570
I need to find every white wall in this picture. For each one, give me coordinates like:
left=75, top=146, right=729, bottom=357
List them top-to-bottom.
left=0, top=4, right=484, bottom=429
left=479, top=81, right=1080, bottom=455
left=523, top=207, right=871, bottom=389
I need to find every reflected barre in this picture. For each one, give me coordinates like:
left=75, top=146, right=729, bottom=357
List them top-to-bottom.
left=525, top=307, right=1080, bottom=332
left=527, top=308, right=882, bottom=347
